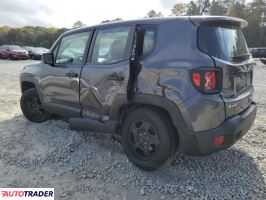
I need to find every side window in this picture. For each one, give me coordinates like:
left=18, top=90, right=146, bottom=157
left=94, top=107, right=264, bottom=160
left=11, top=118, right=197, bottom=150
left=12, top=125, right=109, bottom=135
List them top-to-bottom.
left=91, top=27, right=131, bottom=64
left=142, top=28, right=156, bottom=55
left=56, top=31, right=91, bottom=64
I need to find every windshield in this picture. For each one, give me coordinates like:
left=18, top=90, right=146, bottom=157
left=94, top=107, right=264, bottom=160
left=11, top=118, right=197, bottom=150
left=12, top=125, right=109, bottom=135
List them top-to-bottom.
left=198, top=25, right=249, bottom=62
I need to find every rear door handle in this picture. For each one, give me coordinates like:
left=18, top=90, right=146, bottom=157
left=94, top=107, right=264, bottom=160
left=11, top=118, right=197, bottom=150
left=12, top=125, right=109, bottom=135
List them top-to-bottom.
left=66, top=71, right=78, bottom=78
left=107, top=72, right=125, bottom=81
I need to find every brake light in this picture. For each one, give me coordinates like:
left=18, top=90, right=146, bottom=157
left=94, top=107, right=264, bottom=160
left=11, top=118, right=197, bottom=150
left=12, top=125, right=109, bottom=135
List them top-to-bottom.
left=191, top=67, right=222, bottom=94
left=192, top=72, right=201, bottom=87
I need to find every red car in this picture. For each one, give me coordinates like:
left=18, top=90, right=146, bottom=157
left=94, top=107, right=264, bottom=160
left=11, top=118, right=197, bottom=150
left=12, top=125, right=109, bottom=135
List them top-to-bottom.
left=0, top=45, right=29, bottom=60
left=0, top=47, right=8, bottom=59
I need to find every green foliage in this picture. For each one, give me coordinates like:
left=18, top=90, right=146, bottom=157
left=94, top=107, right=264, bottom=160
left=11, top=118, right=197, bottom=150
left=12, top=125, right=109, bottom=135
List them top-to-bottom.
left=171, top=0, right=266, bottom=47
left=209, top=0, right=228, bottom=15
left=243, top=0, right=266, bottom=47
left=0, top=1, right=265, bottom=48
left=187, top=1, right=200, bottom=15
left=171, top=3, right=188, bottom=16
left=145, top=10, right=163, bottom=18
left=102, top=18, right=123, bottom=23
left=72, top=21, right=86, bottom=29
left=0, top=26, right=68, bottom=48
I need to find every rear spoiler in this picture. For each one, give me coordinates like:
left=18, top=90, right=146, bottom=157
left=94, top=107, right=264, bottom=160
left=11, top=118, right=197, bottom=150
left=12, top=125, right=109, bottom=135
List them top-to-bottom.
left=189, top=16, right=248, bottom=28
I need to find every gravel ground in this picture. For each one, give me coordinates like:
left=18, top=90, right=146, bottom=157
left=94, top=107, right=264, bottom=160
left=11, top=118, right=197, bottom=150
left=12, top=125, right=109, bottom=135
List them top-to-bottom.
left=0, top=60, right=265, bottom=200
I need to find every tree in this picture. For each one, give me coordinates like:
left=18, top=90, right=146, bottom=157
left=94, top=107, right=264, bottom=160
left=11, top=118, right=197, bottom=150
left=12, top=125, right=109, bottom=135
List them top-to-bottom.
left=0, top=0, right=265, bottom=48
left=185, top=0, right=211, bottom=15
left=197, top=0, right=211, bottom=15
left=209, top=0, right=228, bottom=15
left=228, top=0, right=246, bottom=18
left=243, top=0, right=266, bottom=47
left=187, top=1, right=200, bottom=15
left=171, top=3, right=188, bottom=16
left=145, top=10, right=163, bottom=18
left=101, top=18, right=123, bottom=23
left=72, top=21, right=86, bottom=29
left=0, top=26, right=69, bottom=48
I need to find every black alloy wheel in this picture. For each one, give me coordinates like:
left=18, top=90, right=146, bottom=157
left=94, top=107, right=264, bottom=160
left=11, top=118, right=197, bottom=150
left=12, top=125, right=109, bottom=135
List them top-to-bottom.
left=20, top=88, right=51, bottom=123
left=121, top=107, right=176, bottom=171
left=129, top=120, right=160, bottom=160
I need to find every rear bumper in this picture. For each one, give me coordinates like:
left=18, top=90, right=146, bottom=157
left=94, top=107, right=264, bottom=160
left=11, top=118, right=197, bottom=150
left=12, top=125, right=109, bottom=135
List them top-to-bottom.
left=180, top=102, right=257, bottom=156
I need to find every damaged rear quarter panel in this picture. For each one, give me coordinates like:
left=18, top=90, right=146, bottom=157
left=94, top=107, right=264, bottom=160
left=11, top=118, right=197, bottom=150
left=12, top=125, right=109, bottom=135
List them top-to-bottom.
left=136, top=19, right=225, bottom=131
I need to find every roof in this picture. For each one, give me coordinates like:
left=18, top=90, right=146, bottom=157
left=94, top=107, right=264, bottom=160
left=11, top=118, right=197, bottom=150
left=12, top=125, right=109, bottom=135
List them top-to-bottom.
left=63, top=16, right=247, bottom=36
left=63, top=17, right=188, bottom=36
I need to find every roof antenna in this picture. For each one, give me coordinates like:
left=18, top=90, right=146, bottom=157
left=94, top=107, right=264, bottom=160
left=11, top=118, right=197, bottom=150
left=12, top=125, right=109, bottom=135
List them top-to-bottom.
left=200, top=0, right=209, bottom=15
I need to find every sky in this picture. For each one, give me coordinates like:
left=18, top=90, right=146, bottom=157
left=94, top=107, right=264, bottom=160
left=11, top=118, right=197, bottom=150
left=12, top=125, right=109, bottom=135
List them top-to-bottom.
left=0, top=0, right=187, bottom=28
left=0, top=0, right=253, bottom=28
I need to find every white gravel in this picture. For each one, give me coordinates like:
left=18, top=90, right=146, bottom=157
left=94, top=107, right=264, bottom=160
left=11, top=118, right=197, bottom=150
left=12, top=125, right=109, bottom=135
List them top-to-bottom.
left=0, top=59, right=265, bottom=200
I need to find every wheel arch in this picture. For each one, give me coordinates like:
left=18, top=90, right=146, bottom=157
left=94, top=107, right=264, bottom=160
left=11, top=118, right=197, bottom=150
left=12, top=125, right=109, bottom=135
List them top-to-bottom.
left=20, top=76, right=45, bottom=107
left=21, top=81, right=36, bottom=93
left=109, top=94, right=186, bottom=142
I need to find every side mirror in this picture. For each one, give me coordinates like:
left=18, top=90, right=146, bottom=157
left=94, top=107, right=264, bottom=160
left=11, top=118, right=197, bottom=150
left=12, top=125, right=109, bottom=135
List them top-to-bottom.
left=42, top=53, right=54, bottom=65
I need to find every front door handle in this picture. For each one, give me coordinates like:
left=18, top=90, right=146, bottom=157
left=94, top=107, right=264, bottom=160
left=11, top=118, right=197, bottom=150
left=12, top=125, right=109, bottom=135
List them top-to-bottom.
left=66, top=71, right=78, bottom=78
left=107, top=72, right=125, bottom=81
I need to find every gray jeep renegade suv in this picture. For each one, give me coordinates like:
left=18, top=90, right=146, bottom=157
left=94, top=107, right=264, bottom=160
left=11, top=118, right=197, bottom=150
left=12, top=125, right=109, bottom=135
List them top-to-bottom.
left=20, top=16, right=257, bottom=170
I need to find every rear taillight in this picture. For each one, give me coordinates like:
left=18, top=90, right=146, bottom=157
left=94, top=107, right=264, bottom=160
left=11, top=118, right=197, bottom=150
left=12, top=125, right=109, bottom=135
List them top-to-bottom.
left=191, top=67, right=222, bottom=94
left=192, top=72, right=201, bottom=87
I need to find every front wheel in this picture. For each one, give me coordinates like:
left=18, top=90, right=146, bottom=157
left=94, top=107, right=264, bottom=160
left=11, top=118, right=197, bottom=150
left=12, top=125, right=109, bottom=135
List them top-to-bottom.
left=20, top=88, right=51, bottom=123
left=121, top=107, right=176, bottom=171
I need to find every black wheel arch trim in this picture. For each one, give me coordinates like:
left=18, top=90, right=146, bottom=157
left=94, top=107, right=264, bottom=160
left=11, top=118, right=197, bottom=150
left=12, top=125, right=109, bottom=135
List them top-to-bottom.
left=20, top=75, right=45, bottom=107
left=109, top=94, right=193, bottom=148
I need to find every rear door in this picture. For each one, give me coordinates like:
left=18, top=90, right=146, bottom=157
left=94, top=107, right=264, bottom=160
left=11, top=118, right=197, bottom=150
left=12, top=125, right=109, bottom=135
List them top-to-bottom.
left=198, top=25, right=254, bottom=118
left=80, top=26, right=135, bottom=118
left=40, top=30, right=92, bottom=117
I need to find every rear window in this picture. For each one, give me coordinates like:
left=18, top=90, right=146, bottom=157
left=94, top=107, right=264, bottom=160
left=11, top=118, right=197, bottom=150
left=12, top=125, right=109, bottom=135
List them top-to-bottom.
left=198, top=25, right=249, bottom=62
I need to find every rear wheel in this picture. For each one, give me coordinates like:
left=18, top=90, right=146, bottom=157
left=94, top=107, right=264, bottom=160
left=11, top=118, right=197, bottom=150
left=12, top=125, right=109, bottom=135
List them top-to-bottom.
left=20, top=88, right=51, bottom=123
left=121, top=107, right=176, bottom=170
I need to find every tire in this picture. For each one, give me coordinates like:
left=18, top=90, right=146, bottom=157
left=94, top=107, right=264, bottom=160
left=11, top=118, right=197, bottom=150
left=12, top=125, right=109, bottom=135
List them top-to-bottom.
left=20, top=88, right=51, bottom=123
left=121, top=107, right=176, bottom=171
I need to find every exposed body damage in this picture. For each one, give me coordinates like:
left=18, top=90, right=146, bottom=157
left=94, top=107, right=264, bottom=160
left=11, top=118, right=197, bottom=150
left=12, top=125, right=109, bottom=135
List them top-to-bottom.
left=19, top=16, right=256, bottom=170
left=134, top=19, right=225, bottom=131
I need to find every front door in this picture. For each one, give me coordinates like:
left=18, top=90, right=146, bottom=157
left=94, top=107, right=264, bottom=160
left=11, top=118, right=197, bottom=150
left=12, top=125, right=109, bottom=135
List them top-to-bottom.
left=40, top=30, right=92, bottom=117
